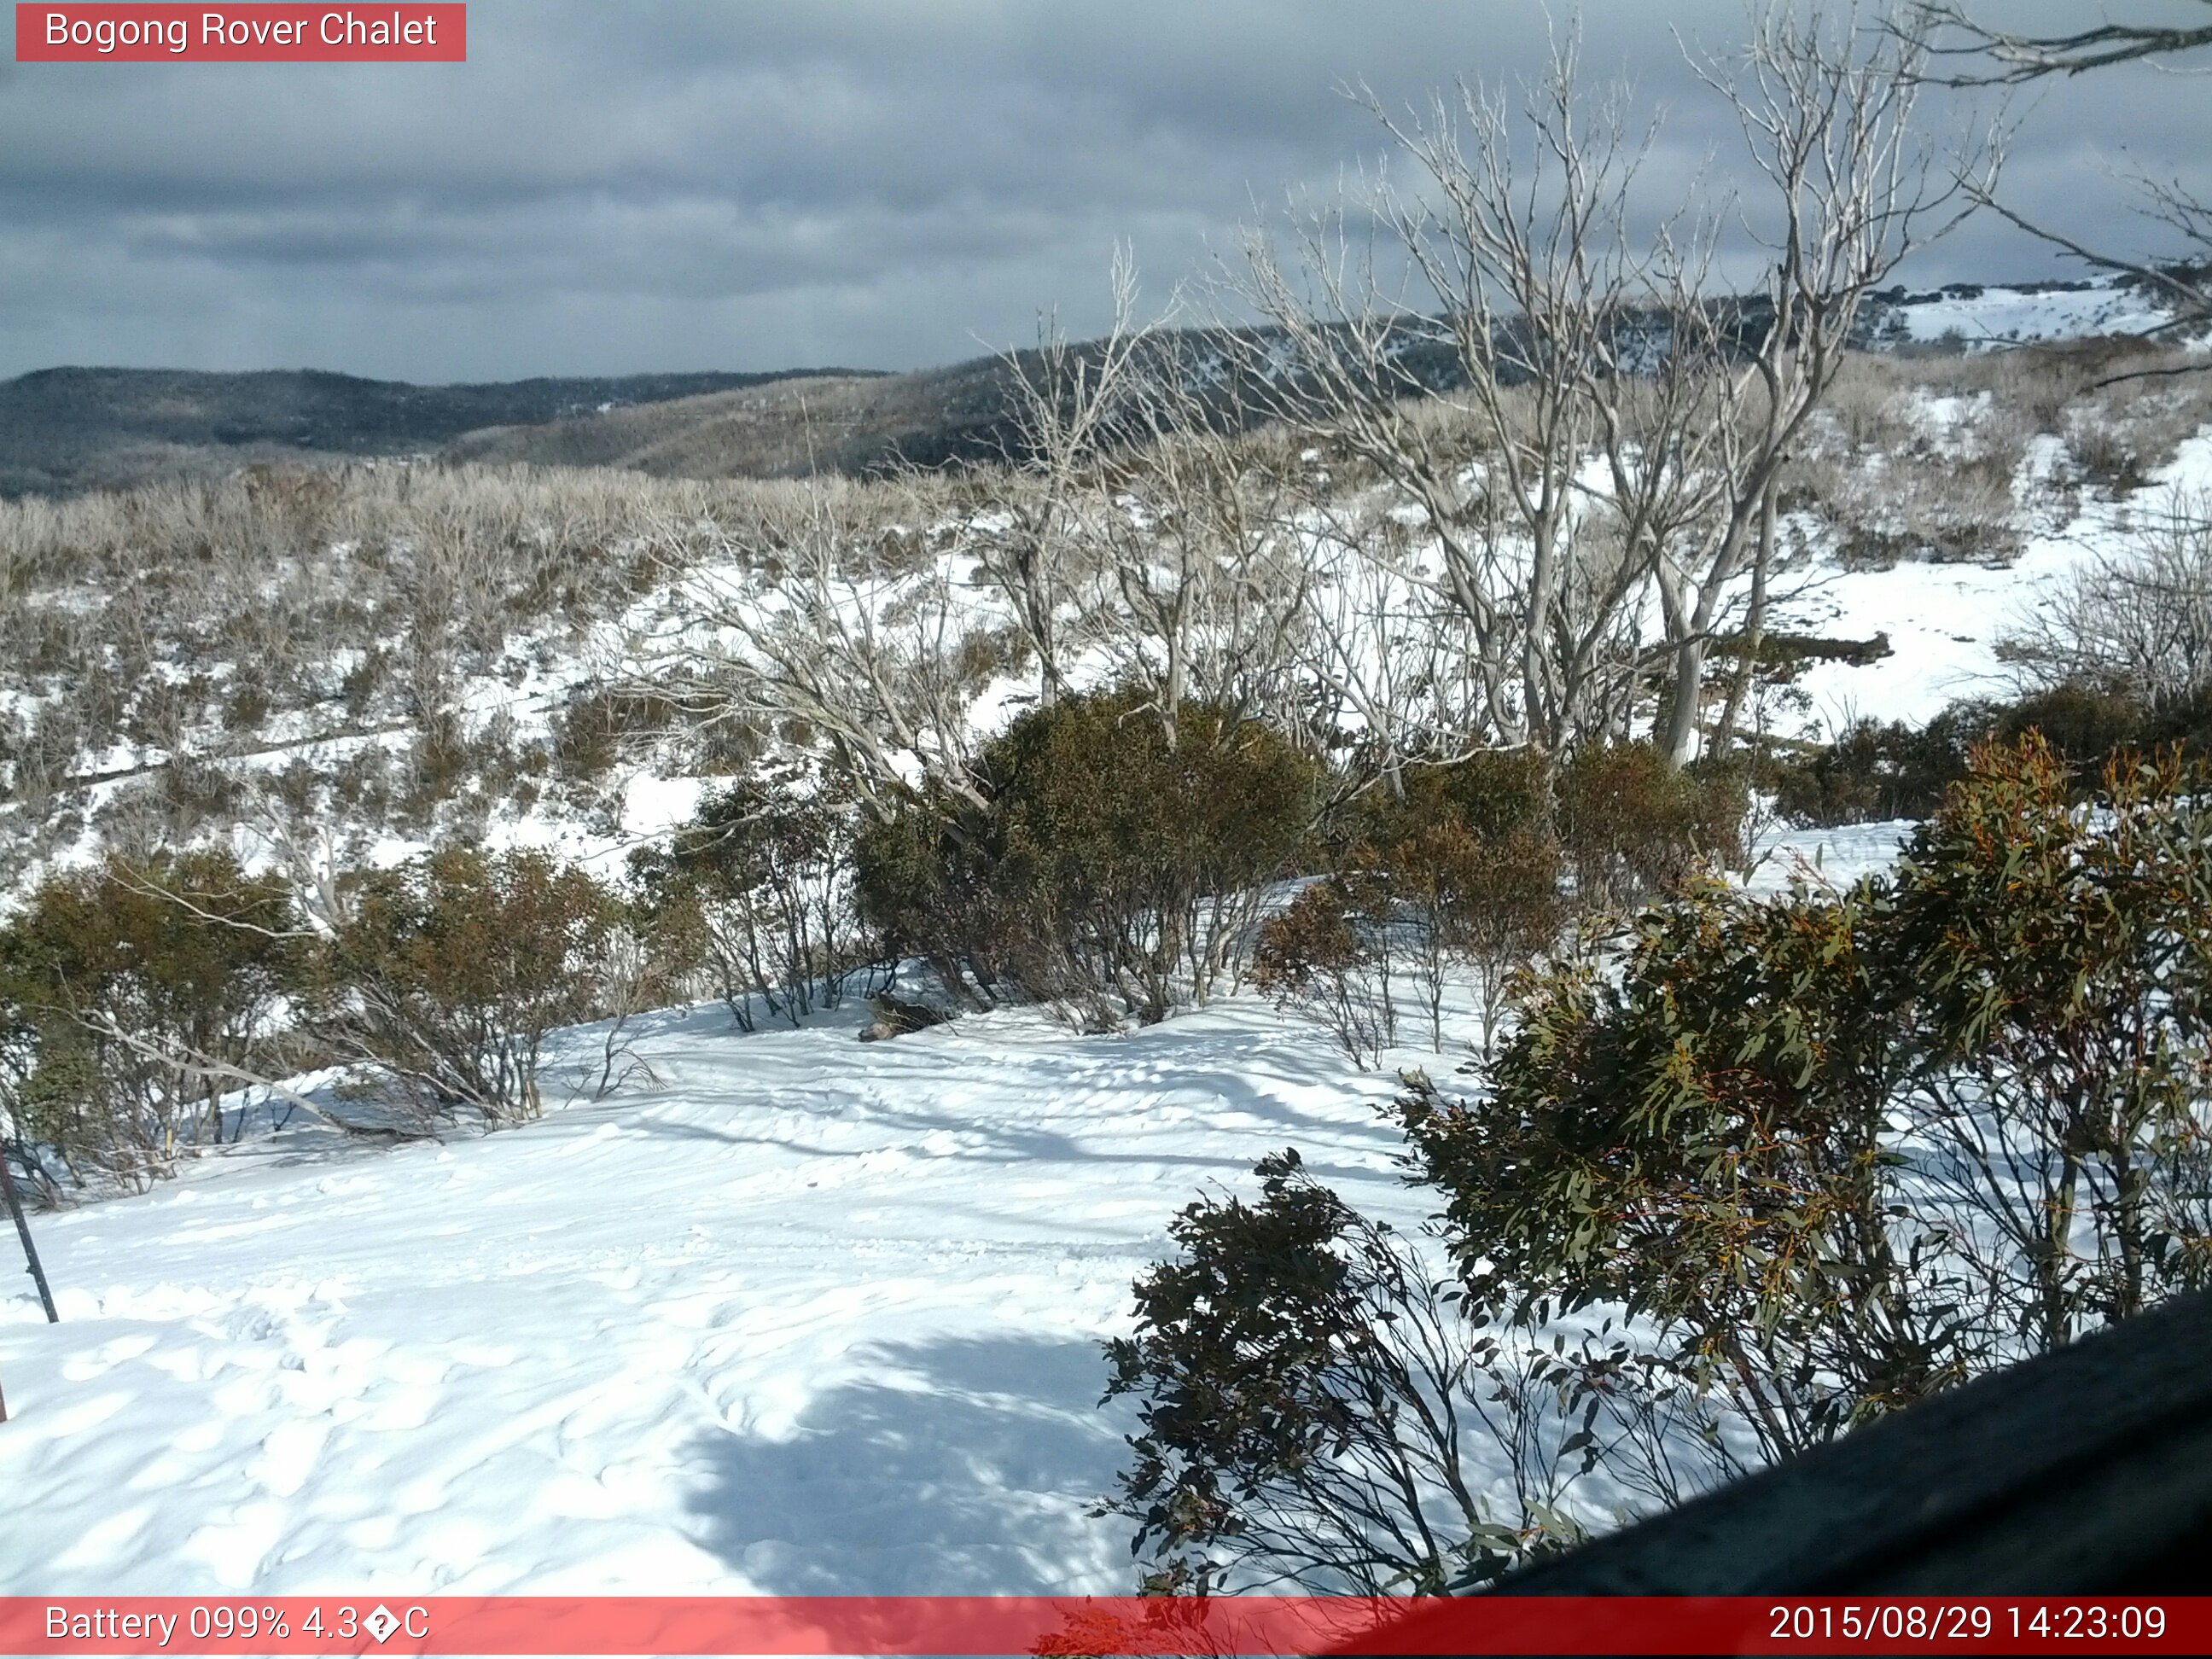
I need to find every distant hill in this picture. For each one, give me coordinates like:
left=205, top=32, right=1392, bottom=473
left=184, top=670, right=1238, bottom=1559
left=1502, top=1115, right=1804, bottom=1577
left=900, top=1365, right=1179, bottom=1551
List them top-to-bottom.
left=3, top=275, right=2179, bottom=498
left=446, top=278, right=2186, bottom=484
left=439, top=356, right=1036, bottom=480
left=0, top=365, right=882, bottom=497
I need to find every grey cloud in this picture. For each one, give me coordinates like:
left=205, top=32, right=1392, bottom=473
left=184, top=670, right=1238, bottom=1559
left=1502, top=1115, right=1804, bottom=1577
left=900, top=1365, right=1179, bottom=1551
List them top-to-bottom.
left=0, top=0, right=2204, bottom=381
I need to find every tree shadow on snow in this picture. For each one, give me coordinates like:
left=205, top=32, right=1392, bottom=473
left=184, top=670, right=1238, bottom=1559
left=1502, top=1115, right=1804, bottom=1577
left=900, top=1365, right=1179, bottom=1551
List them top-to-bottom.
left=682, top=1334, right=1138, bottom=1594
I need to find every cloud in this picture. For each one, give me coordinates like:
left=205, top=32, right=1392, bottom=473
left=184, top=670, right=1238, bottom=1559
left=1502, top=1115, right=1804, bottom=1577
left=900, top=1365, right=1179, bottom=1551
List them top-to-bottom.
left=0, top=0, right=2203, bottom=381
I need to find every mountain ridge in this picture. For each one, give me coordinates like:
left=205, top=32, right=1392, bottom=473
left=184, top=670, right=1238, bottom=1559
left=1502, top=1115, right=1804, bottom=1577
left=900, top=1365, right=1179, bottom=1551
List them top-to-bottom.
left=1, top=274, right=2180, bottom=498
left=0, top=364, right=888, bottom=498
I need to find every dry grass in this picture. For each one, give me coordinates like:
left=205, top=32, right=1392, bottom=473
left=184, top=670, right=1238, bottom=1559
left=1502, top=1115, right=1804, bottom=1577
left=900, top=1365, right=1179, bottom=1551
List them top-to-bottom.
left=1778, top=340, right=2212, bottom=568
left=441, top=358, right=1033, bottom=480
left=0, top=459, right=925, bottom=868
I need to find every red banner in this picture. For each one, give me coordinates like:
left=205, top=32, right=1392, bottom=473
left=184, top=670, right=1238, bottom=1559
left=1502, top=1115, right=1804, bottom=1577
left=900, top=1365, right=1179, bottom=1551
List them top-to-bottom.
left=15, top=5, right=464, bottom=61
left=0, top=1597, right=2203, bottom=1656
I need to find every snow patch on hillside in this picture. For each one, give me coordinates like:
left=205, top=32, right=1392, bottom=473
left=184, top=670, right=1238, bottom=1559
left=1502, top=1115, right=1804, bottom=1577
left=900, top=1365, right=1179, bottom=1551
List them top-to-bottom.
left=1884, top=278, right=2174, bottom=351
left=1785, top=428, right=2212, bottom=732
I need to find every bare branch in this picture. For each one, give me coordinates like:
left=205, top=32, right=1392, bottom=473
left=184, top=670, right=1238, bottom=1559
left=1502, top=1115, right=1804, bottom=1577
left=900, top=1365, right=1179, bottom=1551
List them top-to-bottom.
left=1910, top=1, right=2212, bottom=85
left=72, top=1011, right=425, bottom=1144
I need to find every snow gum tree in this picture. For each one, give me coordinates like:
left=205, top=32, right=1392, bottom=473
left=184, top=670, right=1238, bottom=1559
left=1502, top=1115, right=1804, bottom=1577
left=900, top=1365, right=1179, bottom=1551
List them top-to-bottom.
left=1656, top=5, right=1993, bottom=763
left=1234, top=7, right=1994, bottom=765
left=1236, top=32, right=1689, bottom=754
left=1403, top=736, right=2212, bottom=1464
left=1406, top=872, right=1962, bottom=1474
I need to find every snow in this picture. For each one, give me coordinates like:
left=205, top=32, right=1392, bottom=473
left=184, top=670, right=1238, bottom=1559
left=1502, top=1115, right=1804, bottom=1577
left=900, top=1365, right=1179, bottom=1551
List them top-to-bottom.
left=1886, top=278, right=2174, bottom=351
left=1786, top=430, right=2212, bottom=734
left=1788, top=549, right=2051, bottom=727
left=619, top=776, right=716, bottom=844
left=1743, top=819, right=1918, bottom=896
left=0, top=997, right=1425, bottom=1594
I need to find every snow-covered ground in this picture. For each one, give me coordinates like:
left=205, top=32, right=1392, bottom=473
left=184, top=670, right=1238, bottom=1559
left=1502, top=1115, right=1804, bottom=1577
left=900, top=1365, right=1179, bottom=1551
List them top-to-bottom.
left=1883, top=278, right=2174, bottom=351
left=1789, top=430, right=2212, bottom=731
left=0, top=997, right=1419, bottom=1594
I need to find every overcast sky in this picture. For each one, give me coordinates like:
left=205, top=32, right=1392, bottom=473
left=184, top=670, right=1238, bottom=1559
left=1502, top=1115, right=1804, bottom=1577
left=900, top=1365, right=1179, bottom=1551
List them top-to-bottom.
left=0, top=1, right=2205, bottom=383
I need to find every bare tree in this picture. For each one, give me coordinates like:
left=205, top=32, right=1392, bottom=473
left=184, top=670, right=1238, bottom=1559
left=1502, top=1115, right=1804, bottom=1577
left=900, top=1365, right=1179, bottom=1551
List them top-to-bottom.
left=1658, top=3, right=1992, bottom=763
left=1231, top=11, right=1996, bottom=768
left=1232, top=32, right=1679, bottom=756
left=957, top=252, right=1152, bottom=711
left=1077, top=352, right=1313, bottom=749
left=634, top=480, right=998, bottom=820
left=1998, top=490, right=2212, bottom=702
left=1289, top=496, right=1514, bottom=789
left=579, top=916, right=677, bottom=1103
left=70, top=1013, right=417, bottom=1146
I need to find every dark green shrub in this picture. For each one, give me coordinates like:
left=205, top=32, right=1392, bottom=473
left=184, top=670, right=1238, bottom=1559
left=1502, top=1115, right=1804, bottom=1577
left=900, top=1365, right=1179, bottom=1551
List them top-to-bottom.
left=341, top=646, right=391, bottom=720
left=221, top=677, right=273, bottom=733
left=1985, top=680, right=2212, bottom=783
left=1775, top=681, right=2212, bottom=827
left=1991, top=681, right=2150, bottom=772
left=2144, top=681, right=2212, bottom=760
left=550, top=686, right=681, bottom=783
left=859, top=690, right=1321, bottom=1026
left=992, top=692, right=1320, bottom=1024
left=1769, top=706, right=1982, bottom=825
left=404, top=709, right=472, bottom=813
left=1112, top=736, right=2212, bottom=1593
left=1554, top=741, right=1743, bottom=910
left=1346, top=750, right=1551, bottom=854
left=1268, top=752, right=1564, bottom=1059
left=156, top=754, right=242, bottom=839
left=633, top=769, right=878, bottom=1029
left=852, top=788, right=1015, bottom=1013
left=1434, top=824, right=1563, bottom=1056
left=1394, top=825, right=1563, bottom=1055
left=311, top=848, right=616, bottom=1124
left=0, top=852, right=300, bottom=1191
left=1250, top=873, right=1397, bottom=1065
left=1104, top=1148, right=1584, bottom=1595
